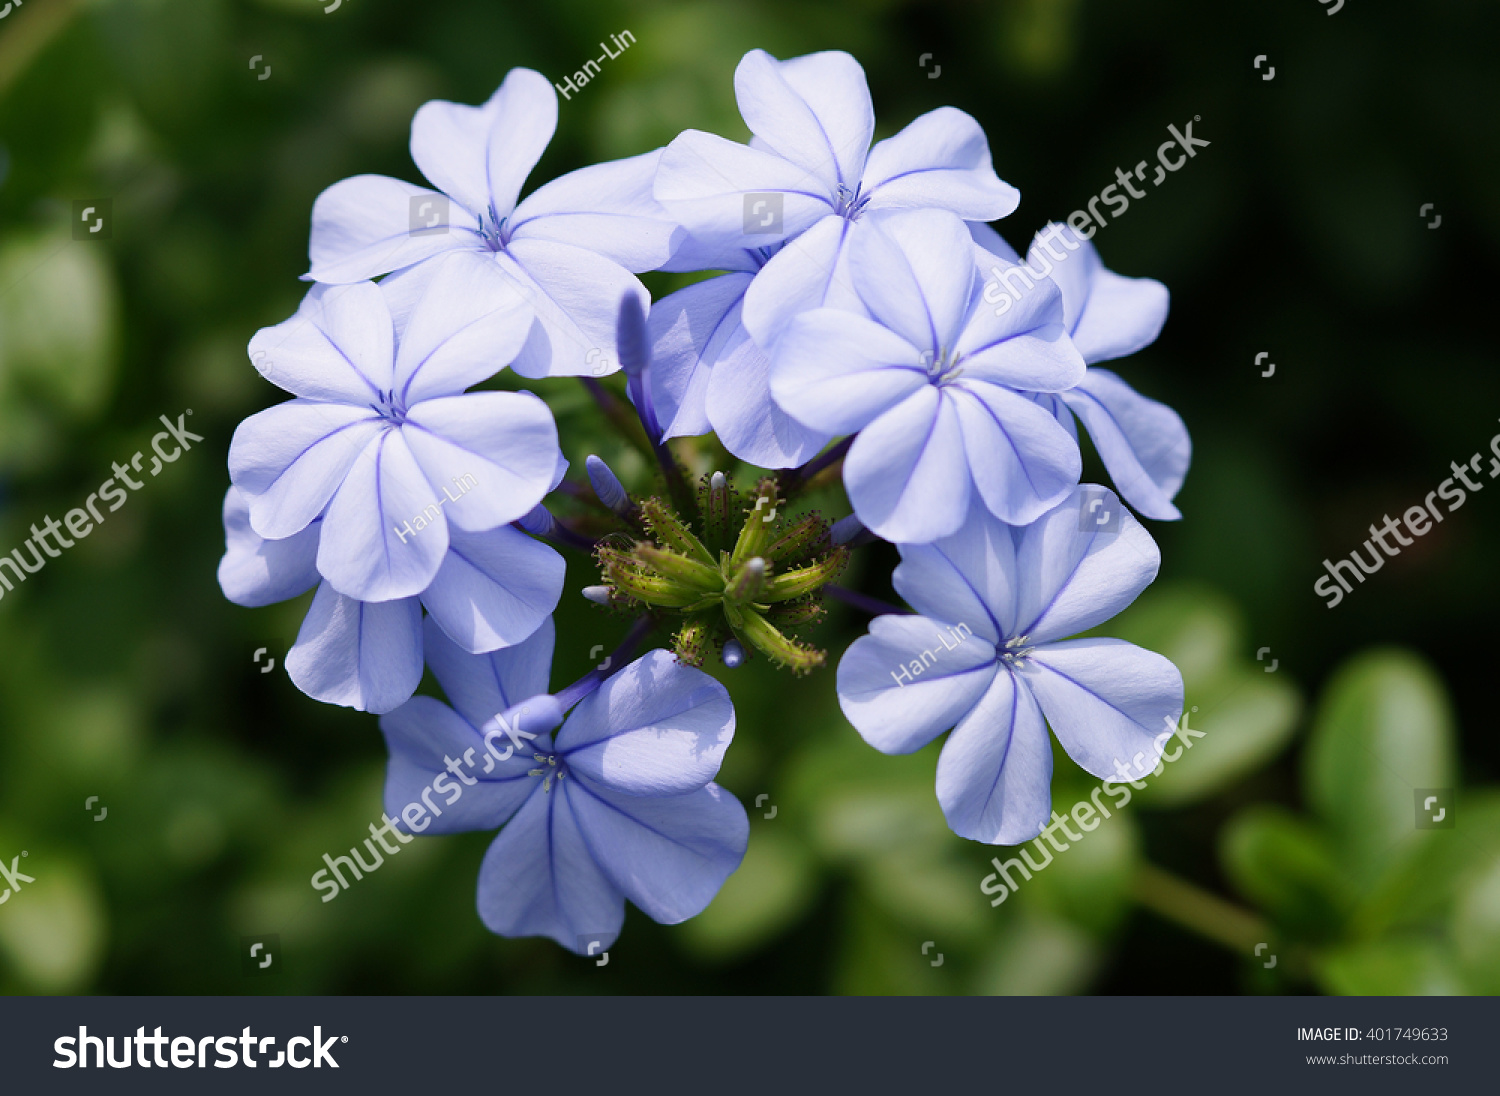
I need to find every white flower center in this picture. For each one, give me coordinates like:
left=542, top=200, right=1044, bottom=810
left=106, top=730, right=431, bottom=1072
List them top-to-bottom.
left=999, top=635, right=1035, bottom=665
left=528, top=752, right=567, bottom=793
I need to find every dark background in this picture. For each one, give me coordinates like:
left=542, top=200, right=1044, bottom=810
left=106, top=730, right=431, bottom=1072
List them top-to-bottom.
left=0, top=0, right=1494, bottom=995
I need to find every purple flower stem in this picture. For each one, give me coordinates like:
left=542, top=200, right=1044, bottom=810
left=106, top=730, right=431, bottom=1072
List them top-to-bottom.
left=779, top=435, right=853, bottom=495
left=825, top=584, right=910, bottom=617
left=552, top=614, right=658, bottom=711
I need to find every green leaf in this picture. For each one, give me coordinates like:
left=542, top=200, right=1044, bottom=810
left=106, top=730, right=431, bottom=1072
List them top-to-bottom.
left=0, top=231, right=120, bottom=471
left=1099, top=582, right=1242, bottom=696
left=1106, top=583, right=1302, bottom=807
left=1303, top=649, right=1455, bottom=889
left=1136, top=672, right=1301, bottom=808
left=784, top=730, right=950, bottom=861
left=1353, top=793, right=1500, bottom=938
left=1016, top=795, right=1140, bottom=936
left=1221, top=805, right=1355, bottom=940
left=679, top=828, right=818, bottom=960
left=856, top=845, right=991, bottom=943
left=0, top=846, right=107, bottom=993
left=1452, top=850, right=1500, bottom=994
left=831, top=895, right=957, bottom=996
left=973, top=912, right=1100, bottom=996
left=1317, top=937, right=1466, bottom=996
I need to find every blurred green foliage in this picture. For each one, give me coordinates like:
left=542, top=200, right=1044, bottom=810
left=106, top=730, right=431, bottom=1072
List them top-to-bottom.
left=0, top=0, right=1496, bottom=994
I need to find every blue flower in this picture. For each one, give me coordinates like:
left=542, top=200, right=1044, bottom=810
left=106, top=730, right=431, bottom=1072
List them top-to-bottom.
left=647, top=49, right=1019, bottom=467
left=656, top=49, right=1018, bottom=350
left=307, top=68, right=680, bottom=378
left=769, top=209, right=1086, bottom=541
left=980, top=222, right=1191, bottom=520
left=647, top=234, right=832, bottom=468
left=231, top=262, right=562, bottom=603
left=835, top=485, right=1183, bottom=844
left=218, top=487, right=564, bottom=713
left=378, top=620, right=748, bottom=953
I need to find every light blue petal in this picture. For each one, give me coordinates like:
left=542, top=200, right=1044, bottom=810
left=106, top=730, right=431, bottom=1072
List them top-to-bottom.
left=734, top=49, right=872, bottom=193
left=410, top=68, right=555, bottom=222
left=862, top=107, right=1020, bottom=220
left=654, top=130, right=834, bottom=245
left=512, top=149, right=681, bottom=273
left=306, top=174, right=479, bottom=284
left=849, top=209, right=976, bottom=352
left=740, top=214, right=861, bottom=348
left=968, top=220, right=1020, bottom=263
left=1028, top=223, right=1100, bottom=334
left=1034, top=224, right=1170, bottom=362
left=659, top=229, right=765, bottom=274
left=496, top=239, right=650, bottom=379
left=390, top=251, right=534, bottom=404
left=954, top=265, right=1085, bottom=392
left=1070, top=267, right=1170, bottom=363
left=648, top=268, right=828, bottom=465
left=648, top=273, right=755, bottom=440
left=246, top=281, right=395, bottom=401
left=770, top=308, right=925, bottom=436
left=705, top=325, right=831, bottom=468
left=1060, top=369, right=1190, bottom=521
left=949, top=382, right=1081, bottom=526
left=844, top=386, right=970, bottom=543
left=401, top=390, right=559, bottom=532
left=229, top=401, right=385, bottom=540
left=317, top=428, right=449, bottom=602
left=1012, top=485, right=1161, bottom=645
left=217, top=487, right=321, bottom=607
left=892, top=505, right=1020, bottom=645
left=421, top=525, right=564, bottom=653
left=285, top=580, right=423, bottom=714
left=836, top=614, right=996, bottom=753
left=422, top=615, right=556, bottom=732
left=1023, top=637, right=1183, bottom=782
left=556, top=650, right=734, bottom=797
left=935, top=667, right=1054, bottom=844
left=380, top=696, right=538, bottom=835
left=568, top=778, right=749, bottom=924
left=476, top=784, right=624, bottom=953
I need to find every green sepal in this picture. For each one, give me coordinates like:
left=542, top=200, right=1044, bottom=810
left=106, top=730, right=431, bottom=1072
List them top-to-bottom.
left=731, top=478, right=780, bottom=565
left=640, top=497, right=716, bottom=567
left=766, top=514, right=830, bottom=566
left=633, top=544, right=723, bottom=594
left=764, top=547, right=848, bottom=602
left=604, top=563, right=708, bottom=608
left=737, top=607, right=826, bottom=675
left=674, top=619, right=713, bottom=668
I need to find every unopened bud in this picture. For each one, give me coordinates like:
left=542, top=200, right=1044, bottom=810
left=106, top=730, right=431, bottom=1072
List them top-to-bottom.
left=586, top=455, right=632, bottom=515
left=517, top=504, right=555, bottom=538
left=832, top=513, right=874, bottom=547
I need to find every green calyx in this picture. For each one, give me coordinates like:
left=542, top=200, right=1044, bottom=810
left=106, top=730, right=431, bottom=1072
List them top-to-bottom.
left=593, top=474, right=846, bottom=674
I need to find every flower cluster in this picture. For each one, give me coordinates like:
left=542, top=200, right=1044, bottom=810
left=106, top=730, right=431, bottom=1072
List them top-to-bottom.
left=220, top=48, right=1190, bottom=953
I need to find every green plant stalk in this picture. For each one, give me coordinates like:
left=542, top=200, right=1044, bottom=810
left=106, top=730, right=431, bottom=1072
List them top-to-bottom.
left=1132, top=861, right=1272, bottom=955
